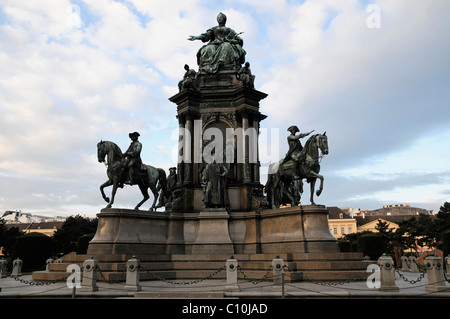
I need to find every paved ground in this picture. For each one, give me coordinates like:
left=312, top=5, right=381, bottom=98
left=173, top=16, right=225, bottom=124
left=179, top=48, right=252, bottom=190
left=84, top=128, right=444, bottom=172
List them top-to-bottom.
left=1, top=270, right=449, bottom=299
left=1, top=271, right=448, bottom=317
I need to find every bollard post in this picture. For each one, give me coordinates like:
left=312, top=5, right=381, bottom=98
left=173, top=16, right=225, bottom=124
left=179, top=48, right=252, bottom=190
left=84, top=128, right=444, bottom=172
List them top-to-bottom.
left=377, top=254, right=399, bottom=292
left=445, top=255, right=450, bottom=274
left=80, top=256, right=99, bottom=292
left=125, top=256, right=141, bottom=291
left=225, top=256, right=240, bottom=291
left=271, top=256, right=285, bottom=292
left=400, top=256, right=409, bottom=272
left=408, top=256, right=419, bottom=273
left=425, top=256, right=447, bottom=292
left=0, top=258, right=7, bottom=278
left=11, top=258, right=23, bottom=277
left=46, top=258, right=54, bottom=271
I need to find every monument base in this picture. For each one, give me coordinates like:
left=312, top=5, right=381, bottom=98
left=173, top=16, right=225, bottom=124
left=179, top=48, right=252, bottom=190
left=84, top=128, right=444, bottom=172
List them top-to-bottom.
left=86, top=205, right=339, bottom=256
left=34, top=206, right=372, bottom=282
left=191, top=209, right=234, bottom=255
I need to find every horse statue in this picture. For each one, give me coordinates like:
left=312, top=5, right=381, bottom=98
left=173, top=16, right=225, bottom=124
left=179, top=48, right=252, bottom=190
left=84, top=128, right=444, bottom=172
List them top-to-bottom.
left=265, top=132, right=328, bottom=208
left=97, top=140, right=167, bottom=211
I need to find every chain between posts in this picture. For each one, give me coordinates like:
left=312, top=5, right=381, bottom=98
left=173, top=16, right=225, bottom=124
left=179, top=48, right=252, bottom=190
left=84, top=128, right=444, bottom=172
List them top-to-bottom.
left=237, top=264, right=273, bottom=285
left=282, top=264, right=370, bottom=286
left=95, top=265, right=126, bottom=285
left=139, top=265, right=226, bottom=285
left=395, top=266, right=427, bottom=284
left=10, top=274, right=70, bottom=286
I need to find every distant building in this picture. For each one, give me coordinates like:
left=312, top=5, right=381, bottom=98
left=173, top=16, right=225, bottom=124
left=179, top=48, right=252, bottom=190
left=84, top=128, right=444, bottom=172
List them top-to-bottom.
left=366, top=204, right=430, bottom=216
left=328, top=207, right=357, bottom=239
left=1, top=210, right=66, bottom=223
left=356, top=216, right=402, bottom=233
left=6, top=221, right=64, bottom=237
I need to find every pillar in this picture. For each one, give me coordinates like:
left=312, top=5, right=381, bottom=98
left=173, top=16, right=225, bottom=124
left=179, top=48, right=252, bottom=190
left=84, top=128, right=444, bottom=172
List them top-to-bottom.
left=241, top=112, right=251, bottom=183
left=184, top=114, right=193, bottom=184
left=377, top=254, right=399, bottom=292
left=400, top=255, right=409, bottom=272
left=81, top=256, right=99, bottom=292
left=125, top=256, right=142, bottom=291
left=226, top=256, right=240, bottom=291
left=271, top=256, right=285, bottom=292
left=408, top=256, right=419, bottom=273
left=425, top=256, right=447, bottom=292
left=0, top=258, right=7, bottom=278
left=12, top=258, right=22, bottom=277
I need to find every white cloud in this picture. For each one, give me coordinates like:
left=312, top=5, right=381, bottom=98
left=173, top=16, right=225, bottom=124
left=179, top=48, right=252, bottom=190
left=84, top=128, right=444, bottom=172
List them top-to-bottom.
left=0, top=0, right=449, bottom=215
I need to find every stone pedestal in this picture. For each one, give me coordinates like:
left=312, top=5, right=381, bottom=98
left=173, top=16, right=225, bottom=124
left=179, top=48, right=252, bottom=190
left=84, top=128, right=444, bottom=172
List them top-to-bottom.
left=169, top=70, right=268, bottom=214
left=87, top=205, right=339, bottom=257
left=191, top=209, right=234, bottom=255
left=378, top=254, right=399, bottom=292
left=425, top=256, right=447, bottom=292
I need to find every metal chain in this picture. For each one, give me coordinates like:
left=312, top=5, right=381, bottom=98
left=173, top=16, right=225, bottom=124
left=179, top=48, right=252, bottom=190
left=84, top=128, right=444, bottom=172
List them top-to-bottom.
left=412, top=259, right=428, bottom=272
left=283, top=264, right=369, bottom=286
left=95, top=265, right=126, bottom=284
left=140, top=265, right=226, bottom=285
left=237, top=265, right=273, bottom=285
left=395, top=269, right=426, bottom=284
left=444, top=270, right=450, bottom=283
left=9, top=274, right=70, bottom=286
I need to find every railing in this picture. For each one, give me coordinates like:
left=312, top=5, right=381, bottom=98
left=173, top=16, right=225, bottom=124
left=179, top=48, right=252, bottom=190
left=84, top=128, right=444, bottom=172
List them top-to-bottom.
left=1, top=254, right=450, bottom=298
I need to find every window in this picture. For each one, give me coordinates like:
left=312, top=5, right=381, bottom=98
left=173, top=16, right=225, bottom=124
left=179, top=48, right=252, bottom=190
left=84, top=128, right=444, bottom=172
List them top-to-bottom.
left=341, top=227, right=345, bottom=234
left=348, top=227, right=353, bottom=233
left=333, top=228, right=337, bottom=235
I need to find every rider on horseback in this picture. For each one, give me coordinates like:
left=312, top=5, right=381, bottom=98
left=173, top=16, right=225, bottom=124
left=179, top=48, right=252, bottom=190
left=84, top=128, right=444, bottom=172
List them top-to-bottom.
left=282, top=125, right=314, bottom=178
left=123, top=131, right=143, bottom=185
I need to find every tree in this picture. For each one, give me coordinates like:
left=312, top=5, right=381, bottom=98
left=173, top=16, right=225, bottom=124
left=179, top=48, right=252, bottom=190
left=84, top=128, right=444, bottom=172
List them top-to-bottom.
left=435, top=202, right=450, bottom=237
left=394, top=213, right=441, bottom=255
left=52, top=215, right=97, bottom=255
left=0, top=219, right=22, bottom=257
left=375, top=219, right=395, bottom=255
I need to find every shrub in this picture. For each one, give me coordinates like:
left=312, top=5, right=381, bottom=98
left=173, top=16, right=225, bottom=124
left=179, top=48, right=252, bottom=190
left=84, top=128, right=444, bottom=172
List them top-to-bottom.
left=442, top=232, right=450, bottom=257
left=11, top=233, right=53, bottom=272
left=76, top=233, right=95, bottom=254
left=357, top=233, right=386, bottom=260
left=338, top=240, right=351, bottom=252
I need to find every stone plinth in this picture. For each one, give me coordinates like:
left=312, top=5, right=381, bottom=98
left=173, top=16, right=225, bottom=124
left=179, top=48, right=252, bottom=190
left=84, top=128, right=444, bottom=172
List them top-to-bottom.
left=87, top=205, right=338, bottom=257
left=191, top=209, right=234, bottom=255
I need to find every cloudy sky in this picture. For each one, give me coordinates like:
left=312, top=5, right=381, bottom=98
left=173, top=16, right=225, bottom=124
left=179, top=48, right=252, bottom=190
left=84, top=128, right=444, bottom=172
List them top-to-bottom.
left=0, top=0, right=449, bottom=217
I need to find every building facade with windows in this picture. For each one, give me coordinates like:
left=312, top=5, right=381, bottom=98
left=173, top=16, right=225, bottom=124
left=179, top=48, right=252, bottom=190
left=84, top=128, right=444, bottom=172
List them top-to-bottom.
left=327, top=206, right=357, bottom=239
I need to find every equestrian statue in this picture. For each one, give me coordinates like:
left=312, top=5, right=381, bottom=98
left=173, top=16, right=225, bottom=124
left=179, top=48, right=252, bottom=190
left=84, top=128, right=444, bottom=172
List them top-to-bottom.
left=265, top=126, right=328, bottom=208
left=97, top=132, right=167, bottom=211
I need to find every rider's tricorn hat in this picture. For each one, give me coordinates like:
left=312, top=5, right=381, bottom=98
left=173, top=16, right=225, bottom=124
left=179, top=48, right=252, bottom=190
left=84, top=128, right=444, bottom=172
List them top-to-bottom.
left=287, top=125, right=299, bottom=133
left=129, top=131, right=140, bottom=138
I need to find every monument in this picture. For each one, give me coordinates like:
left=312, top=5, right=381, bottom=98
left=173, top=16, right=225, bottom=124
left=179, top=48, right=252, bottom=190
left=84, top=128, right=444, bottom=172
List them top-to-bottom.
left=34, top=12, right=371, bottom=282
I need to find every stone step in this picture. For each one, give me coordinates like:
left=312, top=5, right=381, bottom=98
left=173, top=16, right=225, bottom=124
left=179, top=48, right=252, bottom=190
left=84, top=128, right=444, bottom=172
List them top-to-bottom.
left=34, top=251, right=373, bottom=283
left=60, top=251, right=367, bottom=263
left=47, top=258, right=371, bottom=272
left=32, top=267, right=369, bottom=283
left=133, top=291, right=226, bottom=299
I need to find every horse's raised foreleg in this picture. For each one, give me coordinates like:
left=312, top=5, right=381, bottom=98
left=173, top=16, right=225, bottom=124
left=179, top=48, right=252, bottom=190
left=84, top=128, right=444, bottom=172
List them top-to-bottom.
left=307, top=172, right=324, bottom=205
left=100, top=180, right=113, bottom=203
